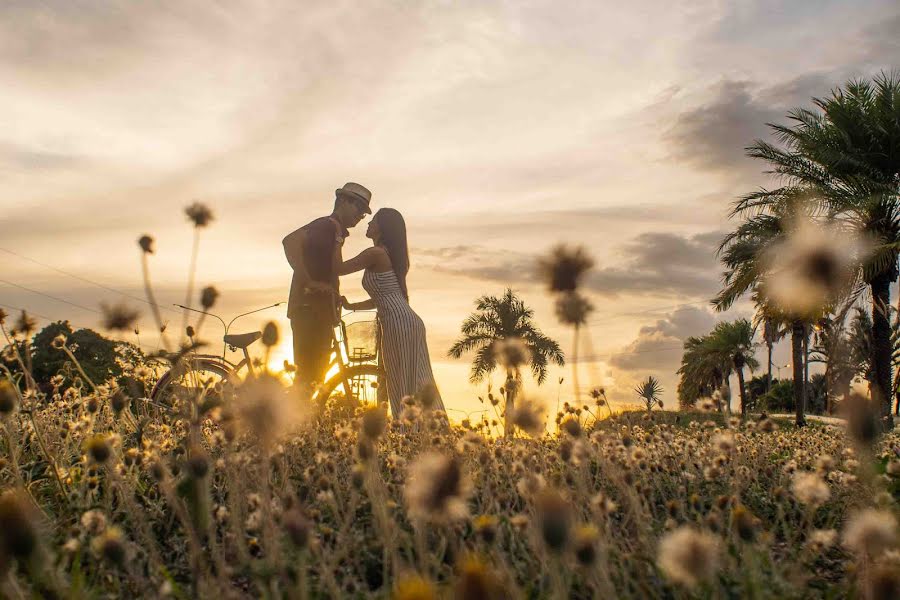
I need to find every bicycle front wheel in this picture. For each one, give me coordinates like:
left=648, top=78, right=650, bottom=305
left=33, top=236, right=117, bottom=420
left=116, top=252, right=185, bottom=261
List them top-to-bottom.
left=149, top=358, right=233, bottom=415
left=313, top=364, right=384, bottom=413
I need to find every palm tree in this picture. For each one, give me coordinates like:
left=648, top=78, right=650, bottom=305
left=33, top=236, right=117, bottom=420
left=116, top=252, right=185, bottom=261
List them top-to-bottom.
left=746, top=73, right=900, bottom=423
left=714, top=208, right=815, bottom=425
left=751, top=288, right=787, bottom=395
left=448, top=289, right=564, bottom=434
left=809, top=314, right=853, bottom=414
left=707, top=320, right=759, bottom=417
left=677, top=334, right=727, bottom=409
left=634, top=376, right=663, bottom=412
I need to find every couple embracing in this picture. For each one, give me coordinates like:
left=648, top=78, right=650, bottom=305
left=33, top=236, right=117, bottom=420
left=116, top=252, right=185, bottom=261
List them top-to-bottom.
left=282, top=182, right=444, bottom=417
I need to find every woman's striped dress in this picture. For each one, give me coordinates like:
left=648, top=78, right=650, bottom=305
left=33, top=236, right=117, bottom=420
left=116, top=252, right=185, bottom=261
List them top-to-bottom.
left=362, top=269, right=444, bottom=417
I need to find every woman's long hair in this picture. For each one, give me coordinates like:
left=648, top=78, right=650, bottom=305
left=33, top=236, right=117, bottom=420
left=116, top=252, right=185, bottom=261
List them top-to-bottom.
left=374, top=208, right=410, bottom=300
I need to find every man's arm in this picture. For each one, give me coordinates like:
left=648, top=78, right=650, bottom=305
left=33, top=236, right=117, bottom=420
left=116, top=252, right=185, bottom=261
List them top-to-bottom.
left=283, top=229, right=314, bottom=287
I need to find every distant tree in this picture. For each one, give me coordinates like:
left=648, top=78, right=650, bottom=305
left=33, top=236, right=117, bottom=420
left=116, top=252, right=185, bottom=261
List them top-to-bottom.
left=745, top=73, right=900, bottom=423
left=448, top=289, right=564, bottom=384
left=449, top=289, right=564, bottom=436
left=707, top=319, right=759, bottom=417
left=23, top=321, right=142, bottom=391
left=677, top=335, right=729, bottom=410
left=807, top=373, right=828, bottom=415
left=747, top=374, right=773, bottom=411
left=634, top=376, right=663, bottom=412
left=758, top=380, right=795, bottom=413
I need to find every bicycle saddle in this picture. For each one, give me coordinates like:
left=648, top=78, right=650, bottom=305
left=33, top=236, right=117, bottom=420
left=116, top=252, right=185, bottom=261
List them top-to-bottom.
left=223, top=331, right=262, bottom=349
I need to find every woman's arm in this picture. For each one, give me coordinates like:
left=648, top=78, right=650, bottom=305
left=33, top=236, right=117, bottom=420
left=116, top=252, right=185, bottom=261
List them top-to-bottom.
left=337, top=247, right=379, bottom=275
left=343, top=297, right=376, bottom=310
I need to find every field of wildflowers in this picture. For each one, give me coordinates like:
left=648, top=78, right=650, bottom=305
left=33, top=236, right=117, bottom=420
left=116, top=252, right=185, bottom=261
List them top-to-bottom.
left=0, top=199, right=899, bottom=599
left=0, top=340, right=898, bottom=598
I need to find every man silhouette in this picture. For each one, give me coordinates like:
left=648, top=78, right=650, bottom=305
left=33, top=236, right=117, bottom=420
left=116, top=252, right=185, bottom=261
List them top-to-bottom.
left=283, top=182, right=372, bottom=392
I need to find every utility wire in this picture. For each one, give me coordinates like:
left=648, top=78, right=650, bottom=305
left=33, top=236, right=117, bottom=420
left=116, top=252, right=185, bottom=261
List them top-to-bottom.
left=0, top=246, right=180, bottom=314
left=0, top=279, right=102, bottom=314
left=0, top=301, right=161, bottom=354
left=0, top=302, right=58, bottom=323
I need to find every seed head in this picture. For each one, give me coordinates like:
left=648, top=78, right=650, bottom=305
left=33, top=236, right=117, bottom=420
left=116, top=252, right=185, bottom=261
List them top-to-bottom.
left=185, top=202, right=214, bottom=228
left=761, top=217, right=861, bottom=319
left=138, top=235, right=155, bottom=254
left=538, top=244, right=594, bottom=292
left=200, top=286, right=219, bottom=310
left=554, top=291, right=593, bottom=326
left=101, top=302, right=140, bottom=332
left=14, top=311, right=36, bottom=336
left=256, top=321, right=278, bottom=348
left=51, top=334, right=67, bottom=350
left=493, top=338, right=531, bottom=371
left=234, top=374, right=308, bottom=452
left=0, top=380, right=18, bottom=416
left=415, top=383, right=441, bottom=411
left=110, top=389, right=129, bottom=414
left=507, top=396, right=546, bottom=438
left=361, top=406, right=388, bottom=440
left=561, top=416, right=582, bottom=438
left=85, top=435, right=112, bottom=464
left=186, top=447, right=209, bottom=479
left=404, top=452, right=471, bottom=524
left=791, top=471, right=830, bottom=507
left=535, top=489, right=571, bottom=552
left=0, top=490, right=39, bottom=559
left=731, top=505, right=759, bottom=542
left=282, top=508, right=311, bottom=549
left=843, top=509, right=898, bottom=557
left=80, top=510, right=107, bottom=535
left=474, top=515, right=498, bottom=545
left=573, top=525, right=599, bottom=566
left=92, top=526, right=126, bottom=567
left=657, top=526, right=720, bottom=588
left=807, top=528, right=837, bottom=551
left=454, top=556, right=505, bottom=600
left=869, top=563, right=900, bottom=600
left=393, top=575, right=436, bottom=600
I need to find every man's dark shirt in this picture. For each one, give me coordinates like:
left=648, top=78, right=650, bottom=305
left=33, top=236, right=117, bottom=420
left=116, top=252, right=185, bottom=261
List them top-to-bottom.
left=283, top=216, right=349, bottom=319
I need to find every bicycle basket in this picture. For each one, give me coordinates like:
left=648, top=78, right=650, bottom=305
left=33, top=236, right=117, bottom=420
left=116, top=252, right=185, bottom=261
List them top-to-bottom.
left=344, top=319, right=378, bottom=363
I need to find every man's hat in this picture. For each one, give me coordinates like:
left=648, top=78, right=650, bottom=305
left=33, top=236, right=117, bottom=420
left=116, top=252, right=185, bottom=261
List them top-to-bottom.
left=335, top=182, right=372, bottom=214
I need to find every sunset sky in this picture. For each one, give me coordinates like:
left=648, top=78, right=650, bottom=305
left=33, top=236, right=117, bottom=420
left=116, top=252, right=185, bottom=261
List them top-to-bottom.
left=2, top=1, right=898, bottom=418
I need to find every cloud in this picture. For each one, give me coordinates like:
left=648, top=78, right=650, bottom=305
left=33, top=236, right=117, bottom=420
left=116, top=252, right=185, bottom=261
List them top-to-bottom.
left=665, top=6, right=900, bottom=177
left=663, top=77, right=825, bottom=175
left=0, top=142, right=85, bottom=171
left=414, top=229, right=725, bottom=299
left=585, top=231, right=723, bottom=298
left=609, top=305, right=716, bottom=371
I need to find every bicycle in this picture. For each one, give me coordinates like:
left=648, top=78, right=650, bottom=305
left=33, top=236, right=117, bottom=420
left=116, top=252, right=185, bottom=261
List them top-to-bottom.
left=149, top=301, right=384, bottom=409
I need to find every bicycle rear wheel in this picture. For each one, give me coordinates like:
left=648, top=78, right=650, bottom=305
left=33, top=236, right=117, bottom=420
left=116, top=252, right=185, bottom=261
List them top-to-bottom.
left=149, top=357, right=233, bottom=415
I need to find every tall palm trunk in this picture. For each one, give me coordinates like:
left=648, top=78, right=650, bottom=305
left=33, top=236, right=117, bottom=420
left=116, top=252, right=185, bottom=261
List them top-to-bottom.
left=871, top=274, right=894, bottom=427
left=791, top=320, right=806, bottom=427
left=766, top=341, right=773, bottom=393
left=736, top=366, right=747, bottom=417
left=503, top=370, right=519, bottom=438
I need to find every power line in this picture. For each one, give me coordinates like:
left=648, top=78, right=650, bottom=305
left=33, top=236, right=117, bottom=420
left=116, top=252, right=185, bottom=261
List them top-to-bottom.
left=0, top=246, right=180, bottom=314
left=0, top=279, right=101, bottom=314
left=0, top=301, right=162, bottom=354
